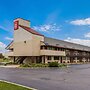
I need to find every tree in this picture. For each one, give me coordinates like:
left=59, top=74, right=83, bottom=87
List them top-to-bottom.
left=0, top=53, right=4, bottom=58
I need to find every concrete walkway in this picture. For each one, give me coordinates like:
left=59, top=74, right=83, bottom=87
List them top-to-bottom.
left=0, top=65, right=20, bottom=68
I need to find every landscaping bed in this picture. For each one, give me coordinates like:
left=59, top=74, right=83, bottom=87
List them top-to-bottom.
left=0, top=58, right=18, bottom=66
left=20, top=62, right=67, bottom=68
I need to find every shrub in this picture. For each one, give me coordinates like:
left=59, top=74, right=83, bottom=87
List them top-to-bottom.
left=0, top=53, right=4, bottom=58
left=49, top=62, right=59, bottom=67
left=20, top=63, right=48, bottom=68
left=20, top=63, right=67, bottom=68
left=58, top=63, right=67, bottom=67
left=20, top=64, right=30, bottom=67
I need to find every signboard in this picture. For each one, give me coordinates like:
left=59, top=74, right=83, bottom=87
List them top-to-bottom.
left=14, top=21, right=19, bottom=30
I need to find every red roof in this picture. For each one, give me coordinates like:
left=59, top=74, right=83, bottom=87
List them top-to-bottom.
left=19, top=25, right=44, bottom=36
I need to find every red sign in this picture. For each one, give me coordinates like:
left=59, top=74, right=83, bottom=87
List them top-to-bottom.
left=14, top=21, right=19, bottom=30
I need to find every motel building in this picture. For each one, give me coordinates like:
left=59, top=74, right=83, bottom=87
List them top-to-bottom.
left=6, top=18, right=90, bottom=64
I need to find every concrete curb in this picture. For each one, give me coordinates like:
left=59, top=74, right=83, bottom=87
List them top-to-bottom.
left=0, top=65, right=19, bottom=68
left=0, top=80, right=37, bottom=90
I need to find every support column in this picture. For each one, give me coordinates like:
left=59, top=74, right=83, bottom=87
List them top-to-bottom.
left=14, top=56, right=15, bottom=63
left=42, top=56, right=44, bottom=63
left=45, top=56, right=48, bottom=64
left=51, top=56, right=54, bottom=62
left=59, top=56, right=61, bottom=63
left=34, top=57, right=36, bottom=63
left=66, top=57, right=68, bottom=63
left=75, top=57, right=78, bottom=63
left=82, top=58, right=87, bottom=63
left=88, top=58, right=90, bottom=62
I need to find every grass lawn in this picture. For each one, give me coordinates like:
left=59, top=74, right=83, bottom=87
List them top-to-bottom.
left=0, top=81, right=32, bottom=90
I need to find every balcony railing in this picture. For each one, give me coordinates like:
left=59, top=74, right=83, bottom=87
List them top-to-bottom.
left=40, top=50, right=66, bottom=56
left=66, top=53, right=90, bottom=57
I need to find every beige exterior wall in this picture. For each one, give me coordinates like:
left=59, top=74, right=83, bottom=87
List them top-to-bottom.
left=14, top=18, right=30, bottom=27
left=14, top=20, right=44, bottom=56
left=14, top=26, right=33, bottom=56
left=14, top=27, right=33, bottom=42
left=32, top=34, right=44, bottom=56
left=14, top=41, right=33, bottom=56
left=40, top=50, right=66, bottom=56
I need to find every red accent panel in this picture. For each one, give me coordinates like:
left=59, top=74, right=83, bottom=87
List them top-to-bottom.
left=14, top=21, right=19, bottom=30
left=19, top=25, right=44, bottom=36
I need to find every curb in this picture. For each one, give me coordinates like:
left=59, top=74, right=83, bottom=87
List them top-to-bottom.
left=0, top=80, right=37, bottom=90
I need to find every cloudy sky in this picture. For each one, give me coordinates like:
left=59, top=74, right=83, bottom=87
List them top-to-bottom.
left=1, top=0, right=90, bottom=52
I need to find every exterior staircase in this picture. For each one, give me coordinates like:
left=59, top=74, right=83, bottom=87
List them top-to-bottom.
left=15, top=56, right=27, bottom=64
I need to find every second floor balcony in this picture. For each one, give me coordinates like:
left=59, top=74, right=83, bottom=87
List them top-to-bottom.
left=40, top=50, right=66, bottom=56
left=66, top=53, right=90, bottom=57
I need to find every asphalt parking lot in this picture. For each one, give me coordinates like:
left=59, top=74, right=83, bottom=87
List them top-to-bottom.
left=0, top=64, right=90, bottom=90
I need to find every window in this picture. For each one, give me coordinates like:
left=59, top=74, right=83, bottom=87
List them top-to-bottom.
left=45, top=43, right=48, bottom=45
left=40, top=46, right=43, bottom=49
left=45, top=46, right=47, bottom=49
left=48, top=46, right=52, bottom=50
left=55, top=48, right=57, bottom=50
left=57, top=48, right=59, bottom=51
left=58, top=48, right=62, bottom=51
left=61, top=48, right=65, bottom=51
left=73, top=51, right=79, bottom=55
left=82, top=52, right=86, bottom=55
left=87, top=53, right=89, bottom=56
left=47, top=56, right=51, bottom=60
left=54, top=56, right=59, bottom=60
left=62, top=57, right=66, bottom=60
left=67, top=57, right=70, bottom=60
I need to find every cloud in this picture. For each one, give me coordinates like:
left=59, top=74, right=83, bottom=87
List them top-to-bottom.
left=70, top=18, right=90, bottom=25
left=0, top=20, right=13, bottom=33
left=33, top=23, right=61, bottom=32
left=0, top=25, right=9, bottom=31
left=0, top=25, right=13, bottom=33
left=84, top=32, right=90, bottom=38
left=5, top=37, right=13, bottom=41
left=64, top=37, right=90, bottom=47
left=0, top=42, right=6, bottom=53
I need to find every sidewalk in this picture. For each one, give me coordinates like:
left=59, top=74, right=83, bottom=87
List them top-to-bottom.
left=0, top=65, right=20, bottom=68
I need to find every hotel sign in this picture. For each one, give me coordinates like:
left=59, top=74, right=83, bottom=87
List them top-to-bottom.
left=14, top=21, right=19, bottom=30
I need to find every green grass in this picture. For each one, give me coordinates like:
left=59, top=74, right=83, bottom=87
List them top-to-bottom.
left=0, top=81, right=32, bottom=90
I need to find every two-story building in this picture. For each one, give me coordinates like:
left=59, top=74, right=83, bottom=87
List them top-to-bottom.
left=6, top=18, right=90, bottom=64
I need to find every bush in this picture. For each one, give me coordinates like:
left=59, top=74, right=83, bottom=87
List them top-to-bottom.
left=0, top=53, right=4, bottom=58
left=49, top=62, right=59, bottom=67
left=20, top=63, right=48, bottom=68
left=20, top=63, right=67, bottom=68
left=58, top=63, right=67, bottom=67
left=20, top=64, right=30, bottom=67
